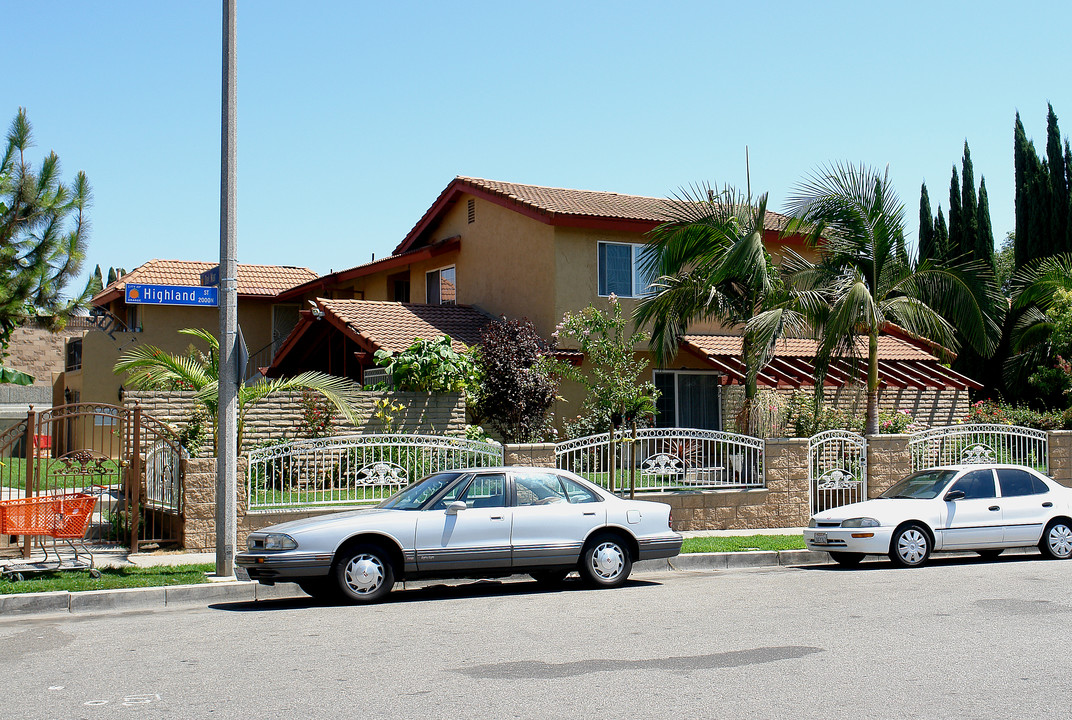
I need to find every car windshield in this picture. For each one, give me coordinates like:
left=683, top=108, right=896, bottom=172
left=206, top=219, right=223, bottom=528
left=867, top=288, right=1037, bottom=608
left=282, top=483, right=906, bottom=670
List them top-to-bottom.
left=880, top=470, right=959, bottom=499
left=378, top=472, right=467, bottom=510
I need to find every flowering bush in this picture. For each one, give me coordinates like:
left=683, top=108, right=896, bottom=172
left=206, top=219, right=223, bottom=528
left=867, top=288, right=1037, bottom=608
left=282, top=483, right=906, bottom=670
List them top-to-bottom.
left=299, top=388, right=335, bottom=438
left=962, top=399, right=1067, bottom=430
left=877, top=409, right=920, bottom=434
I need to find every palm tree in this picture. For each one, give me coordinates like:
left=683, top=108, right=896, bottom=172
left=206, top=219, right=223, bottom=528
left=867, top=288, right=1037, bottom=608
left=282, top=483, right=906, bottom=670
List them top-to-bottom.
left=784, top=163, right=1002, bottom=435
left=635, top=184, right=809, bottom=433
left=1005, top=253, right=1072, bottom=395
left=114, top=328, right=365, bottom=451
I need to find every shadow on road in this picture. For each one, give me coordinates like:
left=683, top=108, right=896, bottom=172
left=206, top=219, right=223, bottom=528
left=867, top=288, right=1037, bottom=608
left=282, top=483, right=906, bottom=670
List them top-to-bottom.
left=795, top=550, right=1045, bottom=572
left=209, top=576, right=662, bottom=612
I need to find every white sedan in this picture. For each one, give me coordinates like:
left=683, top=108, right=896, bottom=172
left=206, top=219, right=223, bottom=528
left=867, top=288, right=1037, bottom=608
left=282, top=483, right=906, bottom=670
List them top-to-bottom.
left=804, top=464, right=1072, bottom=567
left=236, top=466, right=682, bottom=603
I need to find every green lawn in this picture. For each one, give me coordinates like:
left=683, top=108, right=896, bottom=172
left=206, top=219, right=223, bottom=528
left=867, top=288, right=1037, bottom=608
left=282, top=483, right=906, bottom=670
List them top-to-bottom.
left=0, top=456, right=121, bottom=492
left=680, top=534, right=806, bottom=554
left=0, top=563, right=214, bottom=595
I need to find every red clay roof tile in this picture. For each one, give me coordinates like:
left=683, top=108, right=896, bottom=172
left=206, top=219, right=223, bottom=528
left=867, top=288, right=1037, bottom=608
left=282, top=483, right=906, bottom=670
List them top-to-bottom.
left=94, top=259, right=318, bottom=301
left=317, top=300, right=493, bottom=354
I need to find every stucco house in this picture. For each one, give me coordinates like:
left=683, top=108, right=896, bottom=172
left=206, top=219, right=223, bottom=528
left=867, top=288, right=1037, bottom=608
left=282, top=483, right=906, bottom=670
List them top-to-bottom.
left=266, top=176, right=980, bottom=431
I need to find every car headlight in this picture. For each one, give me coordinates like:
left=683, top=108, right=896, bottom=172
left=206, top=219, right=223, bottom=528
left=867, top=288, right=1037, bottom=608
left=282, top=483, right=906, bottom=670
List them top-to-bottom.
left=840, top=517, right=879, bottom=528
left=808, top=518, right=818, bottom=528
left=262, top=533, right=298, bottom=550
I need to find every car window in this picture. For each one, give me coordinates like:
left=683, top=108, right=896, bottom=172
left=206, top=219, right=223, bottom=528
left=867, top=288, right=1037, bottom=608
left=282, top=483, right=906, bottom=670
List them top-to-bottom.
left=997, top=468, right=1047, bottom=497
left=881, top=469, right=959, bottom=499
left=948, top=469, right=997, bottom=500
left=379, top=472, right=467, bottom=510
left=515, top=472, right=570, bottom=506
left=459, top=473, right=507, bottom=509
left=560, top=476, right=599, bottom=503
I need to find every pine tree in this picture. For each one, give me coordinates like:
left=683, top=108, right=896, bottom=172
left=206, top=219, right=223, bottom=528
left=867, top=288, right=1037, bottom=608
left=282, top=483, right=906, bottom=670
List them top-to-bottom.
left=0, top=108, right=96, bottom=354
left=1014, top=113, right=1032, bottom=267
left=960, top=142, right=979, bottom=259
left=948, top=167, right=963, bottom=260
left=976, top=178, right=995, bottom=269
left=918, top=182, right=936, bottom=263
left=935, top=206, right=949, bottom=260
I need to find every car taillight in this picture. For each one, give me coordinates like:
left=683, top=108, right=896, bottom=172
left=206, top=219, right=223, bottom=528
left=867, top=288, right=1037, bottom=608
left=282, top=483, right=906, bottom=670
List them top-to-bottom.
left=668, top=510, right=673, bottom=529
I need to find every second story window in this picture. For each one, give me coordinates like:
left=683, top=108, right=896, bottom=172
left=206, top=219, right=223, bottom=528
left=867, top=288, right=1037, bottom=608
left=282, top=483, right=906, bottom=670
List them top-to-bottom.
left=598, top=241, right=655, bottom=298
left=426, top=266, right=456, bottom=305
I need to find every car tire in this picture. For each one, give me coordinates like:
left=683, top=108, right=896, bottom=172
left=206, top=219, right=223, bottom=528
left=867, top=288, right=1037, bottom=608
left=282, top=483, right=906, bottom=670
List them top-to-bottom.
left=1039, top=519, right=1072, bottom=560
left=888, top=524, right=931, bottom=568
left=579, top=534, right=632, bottom=588
left=334, top=544, right=395, bottom=603
left=975, top=549, right=1004, bottom=560
left=829, top=552, right=865, bottom=567
left=530, top=570, right=570, bottom=587
left=298, top=578, right=341, bottom=602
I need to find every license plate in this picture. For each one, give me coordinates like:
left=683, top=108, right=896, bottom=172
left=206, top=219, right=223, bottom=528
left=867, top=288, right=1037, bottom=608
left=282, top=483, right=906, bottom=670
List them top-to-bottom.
left=813, top=532, right=828, bottom=544
left=234, top=566, right=250, bottom=582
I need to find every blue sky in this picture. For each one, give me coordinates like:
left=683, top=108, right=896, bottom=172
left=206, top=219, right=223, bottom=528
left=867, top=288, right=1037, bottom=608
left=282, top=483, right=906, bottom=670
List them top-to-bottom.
left=8, top=2, right=1071, bottom=292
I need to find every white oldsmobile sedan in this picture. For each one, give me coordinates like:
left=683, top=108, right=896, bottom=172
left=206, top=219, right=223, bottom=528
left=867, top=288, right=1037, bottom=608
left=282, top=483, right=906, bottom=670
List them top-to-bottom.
left=804, top=464, right=1072, bottom=568
left=236, top=466, right=682, bottom=603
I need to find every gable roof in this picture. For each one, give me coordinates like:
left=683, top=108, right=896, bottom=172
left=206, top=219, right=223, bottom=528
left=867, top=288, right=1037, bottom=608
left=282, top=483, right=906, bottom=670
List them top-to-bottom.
left=394, top=176, right=795, bottom=254
left=93, top=259, right=318, bottom=304
left=316, top=299, right=492, bottom=354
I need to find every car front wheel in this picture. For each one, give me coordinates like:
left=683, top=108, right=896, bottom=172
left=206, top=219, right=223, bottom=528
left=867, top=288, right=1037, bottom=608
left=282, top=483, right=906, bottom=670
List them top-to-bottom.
left=1039, top=520, right=1072, bottom=560
left=889, top=524, right=930, bottom=568
left=580, top=535, right=632, bottom=588
left=335, top=544, right=395, bottom=603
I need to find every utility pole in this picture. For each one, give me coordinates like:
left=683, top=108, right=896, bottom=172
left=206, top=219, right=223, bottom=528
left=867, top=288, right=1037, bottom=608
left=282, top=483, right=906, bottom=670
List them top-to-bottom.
left=217, top=0, right=238, bottom=577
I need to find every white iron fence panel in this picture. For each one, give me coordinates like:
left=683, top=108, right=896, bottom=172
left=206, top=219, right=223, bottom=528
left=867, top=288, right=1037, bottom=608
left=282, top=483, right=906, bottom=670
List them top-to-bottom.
left=908, top=424, right=1048, bottom=473
left=556, top=428, right=765, bottom=493
left=808, top=430, right=867, bottom=514
left=247, top=434, right=503, bottom=510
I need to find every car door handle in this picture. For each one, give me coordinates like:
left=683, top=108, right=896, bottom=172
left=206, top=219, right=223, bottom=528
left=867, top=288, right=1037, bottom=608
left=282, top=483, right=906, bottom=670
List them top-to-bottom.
left=1043, top=502, right=1053, bottom=508
left=988, top=506, right=1000, bottom=512
left=583, top=512, right=596, bottom=516
left=490, top=515, right=504, bottom=521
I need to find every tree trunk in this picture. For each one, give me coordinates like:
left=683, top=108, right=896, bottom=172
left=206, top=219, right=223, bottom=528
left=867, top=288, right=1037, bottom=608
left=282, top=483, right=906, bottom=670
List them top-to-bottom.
left=865, top=333, right=880, bottom=435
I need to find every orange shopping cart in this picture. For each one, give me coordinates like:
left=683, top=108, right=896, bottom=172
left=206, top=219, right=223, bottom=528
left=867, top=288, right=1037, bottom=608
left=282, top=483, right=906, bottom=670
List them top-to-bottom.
left=0, top=493, right=101, bottom=581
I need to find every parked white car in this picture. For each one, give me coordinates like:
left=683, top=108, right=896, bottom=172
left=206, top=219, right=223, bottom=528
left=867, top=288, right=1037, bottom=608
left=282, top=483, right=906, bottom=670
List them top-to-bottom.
left=804, top=464, right=1072, bottom=567
left=236, top=466, right=682, bottom=602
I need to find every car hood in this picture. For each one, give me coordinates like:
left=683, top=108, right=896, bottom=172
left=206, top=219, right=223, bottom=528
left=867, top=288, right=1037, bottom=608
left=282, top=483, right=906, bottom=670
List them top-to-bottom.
left=813, top=498, right=932, bottom=523
left=255, top=507, right=401, bottom=535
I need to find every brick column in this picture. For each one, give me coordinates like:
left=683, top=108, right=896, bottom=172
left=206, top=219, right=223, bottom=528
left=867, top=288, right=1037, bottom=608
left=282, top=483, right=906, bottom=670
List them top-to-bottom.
left=1049, top=431, right=1072, bottom=487
left=866, top=434, right=911, bottom=497
left=762, top=438, right=811, bottom=528
left=502, top=443, right=557, bottom=468
left=181, top=457, right=247, bottom=551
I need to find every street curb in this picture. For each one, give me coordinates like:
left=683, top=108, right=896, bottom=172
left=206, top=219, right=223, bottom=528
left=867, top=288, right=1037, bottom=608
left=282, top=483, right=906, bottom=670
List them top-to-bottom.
left=0, top=550, right=832, bottom=618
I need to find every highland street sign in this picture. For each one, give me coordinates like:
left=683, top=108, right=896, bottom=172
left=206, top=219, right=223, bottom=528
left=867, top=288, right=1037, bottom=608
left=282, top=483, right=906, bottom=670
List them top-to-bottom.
left=125, top=283, right=219, bottom=307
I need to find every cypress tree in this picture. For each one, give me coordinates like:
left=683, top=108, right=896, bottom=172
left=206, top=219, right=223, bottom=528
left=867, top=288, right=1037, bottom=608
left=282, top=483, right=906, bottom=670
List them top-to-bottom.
left=1046, top=104, right=1068, bottom=254
left=1014, top=113, right=1031, bottom=268
left=1066, top=139, right=1072, bottom=252
left=960, top=142, right=979, bottom=260
left=948, top=167, right=963, bottom=260
left=976, top=178, right=995, bottom=269
left=918, top=182, right=935, bottom=263
left=935, top=206, right=949, bottom=260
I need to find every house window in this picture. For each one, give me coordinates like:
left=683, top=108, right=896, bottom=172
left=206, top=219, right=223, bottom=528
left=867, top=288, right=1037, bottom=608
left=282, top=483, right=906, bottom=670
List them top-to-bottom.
left=597, top=241, right=655, bottom=297
left=426, top=266, right=456, bottom=305
left=388, top=271, right=410, bottom=302
left=125, top=305, right=138, bottom=332
left=653, top=371, right=722, bottom=430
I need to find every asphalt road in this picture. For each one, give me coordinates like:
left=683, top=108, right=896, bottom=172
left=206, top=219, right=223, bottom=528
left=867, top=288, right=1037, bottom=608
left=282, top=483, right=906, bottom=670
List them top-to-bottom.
left=1, top=554, right=1069, bottom=719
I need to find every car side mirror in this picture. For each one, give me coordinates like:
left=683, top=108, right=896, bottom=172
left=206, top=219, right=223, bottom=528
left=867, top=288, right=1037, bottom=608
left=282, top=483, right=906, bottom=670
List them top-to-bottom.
left=944, top=490, right=965, bottom=502
left=445, top=501, right=466, bottom=515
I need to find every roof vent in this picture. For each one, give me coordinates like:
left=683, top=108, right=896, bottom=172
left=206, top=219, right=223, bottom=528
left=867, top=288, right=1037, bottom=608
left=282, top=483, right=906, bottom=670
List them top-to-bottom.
left=467, top=198, right=475, bottom=224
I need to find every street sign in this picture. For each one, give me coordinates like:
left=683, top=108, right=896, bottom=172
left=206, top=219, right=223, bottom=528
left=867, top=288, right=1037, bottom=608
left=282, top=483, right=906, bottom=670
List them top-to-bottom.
left=200, top=266, right=220, bottom=287
left=125, top=284, right=219, bottom=307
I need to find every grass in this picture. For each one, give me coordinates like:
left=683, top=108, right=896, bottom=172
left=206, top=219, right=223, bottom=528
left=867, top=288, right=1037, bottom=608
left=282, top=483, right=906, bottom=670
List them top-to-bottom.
left=1, top=456, right=120, bottom=492
left=681, top=534, right=806, bottom=554
left=0, top=563, right=214, bottom=595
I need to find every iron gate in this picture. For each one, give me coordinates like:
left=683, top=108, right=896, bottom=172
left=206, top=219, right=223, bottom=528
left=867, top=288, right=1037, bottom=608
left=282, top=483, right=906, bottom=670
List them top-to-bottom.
left=0, top=403, right=184, bottom=555
left=808, top=430, right=867, bottom=514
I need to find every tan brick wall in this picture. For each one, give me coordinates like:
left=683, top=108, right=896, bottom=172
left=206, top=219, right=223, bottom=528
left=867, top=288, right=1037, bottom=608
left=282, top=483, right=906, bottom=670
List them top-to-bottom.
left=5, top=324, right=83, bottom=387
left=124, top=390, right=466, bottom=455
left=1049, top=431, right=1072, bottom=487
left=866, top=434, right=912, bottom=497
left=502, top=443, right=556, bottom=468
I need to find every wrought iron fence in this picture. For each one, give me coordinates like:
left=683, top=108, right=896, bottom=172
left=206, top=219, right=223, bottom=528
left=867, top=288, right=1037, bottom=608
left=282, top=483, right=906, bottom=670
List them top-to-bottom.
left=908, top=424, right=1049, bottom=473
left=555, top=428, right=765, bottom=493
left=808, top=430, right=867, bottom=514
left=246, top=434, right=503, bottom=510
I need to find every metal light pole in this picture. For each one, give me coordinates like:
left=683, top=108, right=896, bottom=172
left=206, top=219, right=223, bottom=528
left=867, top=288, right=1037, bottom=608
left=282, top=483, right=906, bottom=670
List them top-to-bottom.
left=216, top=0, right=238, bottom=577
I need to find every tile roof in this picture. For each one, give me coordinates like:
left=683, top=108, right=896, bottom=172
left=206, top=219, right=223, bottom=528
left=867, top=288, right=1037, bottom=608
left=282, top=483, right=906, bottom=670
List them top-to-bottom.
left=455, top=177, right=794, bottom=231
left=95, top=259, right=318, bottom=300
left=318, top=300, right=493, bottom=354
left=681, top=334, right=936, bottom=362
